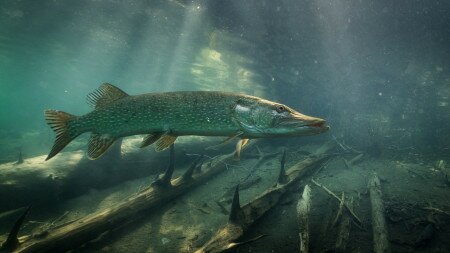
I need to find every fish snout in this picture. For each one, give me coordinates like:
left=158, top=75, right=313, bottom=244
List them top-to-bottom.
left=276, top=112, right=329, bottom=135
left=292, top=113, right=330, bottom=132
left=307, top=118, right=327, bottom=128
left=309, top=118, right=330, bottom=132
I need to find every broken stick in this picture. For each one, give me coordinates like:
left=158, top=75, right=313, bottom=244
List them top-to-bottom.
left=242, top=147, right=280, bottom=182
left=15, top=149, right=24, bottom=165
left=368, top=172, right=390, bottom=253
left=311, top=179, right=363, bottom=227
left=297, top=184, right=312, bottom=253
left=331, top=192, right=345, bottom=227
left=335, top=197, right=353, bottom=253
left=1, top=206, right=31, bottom=252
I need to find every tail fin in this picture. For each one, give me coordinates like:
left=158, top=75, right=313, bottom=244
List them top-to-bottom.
left=44, top=110, right=79, bottom=161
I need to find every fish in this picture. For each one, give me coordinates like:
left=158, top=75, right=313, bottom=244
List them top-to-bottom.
left=44, top=83, right=329, bottom=160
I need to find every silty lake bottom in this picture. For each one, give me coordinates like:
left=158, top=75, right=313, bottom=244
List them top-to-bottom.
left=0, top=0, right=449, bottom=252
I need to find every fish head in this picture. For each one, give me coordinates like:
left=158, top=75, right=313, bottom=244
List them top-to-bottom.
left=233, top=98, right=330, bottom=137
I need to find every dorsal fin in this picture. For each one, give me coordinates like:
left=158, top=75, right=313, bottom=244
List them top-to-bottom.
left=87, top=83, right=128, bottom=109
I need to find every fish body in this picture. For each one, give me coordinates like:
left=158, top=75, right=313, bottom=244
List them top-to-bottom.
left=45, top=83, right=329, bottom=160
left=80, top=92, right=243, bottom=137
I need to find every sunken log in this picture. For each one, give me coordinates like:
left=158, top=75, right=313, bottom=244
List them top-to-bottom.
left=0, top=137, right=219, bottom=212
left=196, top=142, right=335, bottom=253
left=1, top=144, right=236, bottom=253
left=368, top=173, right=390, bottom=253
left=218, top=176, right=261, bottom=203
left=297, top=184, right=312, bottom=253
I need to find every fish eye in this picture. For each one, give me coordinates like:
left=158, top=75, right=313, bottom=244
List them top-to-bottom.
left=275, top=105, right=285, bottom=113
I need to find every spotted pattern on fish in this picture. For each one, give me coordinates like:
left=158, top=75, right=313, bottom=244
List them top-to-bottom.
left=44, top=83, right=329, bottom=160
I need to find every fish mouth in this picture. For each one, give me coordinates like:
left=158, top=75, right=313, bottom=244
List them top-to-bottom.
left=278, top=114, right=330, bottom=133
left=304, top=119, right=330, bottom=134
left=307, top=119, right=329, bottom=130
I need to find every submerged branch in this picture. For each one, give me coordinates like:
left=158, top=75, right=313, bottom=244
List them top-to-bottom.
left=311, top=179, right=363, bottom=228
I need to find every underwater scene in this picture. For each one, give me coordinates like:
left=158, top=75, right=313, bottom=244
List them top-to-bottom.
left=0, top=0, right=449, bottom=252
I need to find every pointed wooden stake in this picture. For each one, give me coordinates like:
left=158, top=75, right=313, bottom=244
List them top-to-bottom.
left=152, top=144, right=175, bottom=188
left=15, top=149, right=24, bottom=165
left=277, top=150, right=288, bottom=185
left=182, top=156, right=202, bottom=182
left=368, top=173, right=390, bottom=253
left=228, top=185, right=243, bottom=224
left=297, top=185, right=312, bottom=253
left=335, top=197, right=353, bottom=253
left=0, top=206, right=31, bottom=251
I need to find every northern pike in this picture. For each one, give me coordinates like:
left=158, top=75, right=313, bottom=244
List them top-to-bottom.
left=45, top=83, right=329, bottom=160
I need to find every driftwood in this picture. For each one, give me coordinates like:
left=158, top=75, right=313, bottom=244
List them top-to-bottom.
left=0, top=137, right=216, bottom=212
left=0, top=139, right=125, bottom=212
left=195, top=142, right=335, bottom=253
left=0, top=144, right=236, bottom=253
left=242, top=147, right=280, bottom=181
left=15, top=150, right=24, bottom=165
left=342, top=153, right=364, bottom=170
left=348, top=153, right=364, bottom=165
left=435, top=160, right=450, bottom=185
left=368, top=172, right=390, bottom=253
left=218, top=176, right=261, bottom=203
left=311, top=179, right=363, bottom=228
left=297, top=184, right=312, bottom=253
left=331, top=192, right=345, bottom=227
left=335, top=197, right=353, bottom=253
left=422, top=206, right=450, bottom=217
left=1, top=207, right=31, bottom=252
left=0, top=208, right=28, bottom=225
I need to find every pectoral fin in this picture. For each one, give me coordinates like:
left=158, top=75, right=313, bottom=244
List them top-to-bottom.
left=205, top=131, right=243, bottom=151
left=140, top=132, right=163, bottom=148
left=87, top=133, right=117, bottom=159
left=155, top=134, right=178, bottom=151
left=233, top=138, right=250, bottom=160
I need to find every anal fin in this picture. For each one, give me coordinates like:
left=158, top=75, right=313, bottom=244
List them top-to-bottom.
left=140, top=132, right=163, bottom=148
left=88, top=133, right=117, bottom=159
left=155, top=134, right=177, bottom=152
